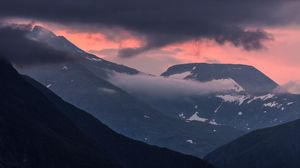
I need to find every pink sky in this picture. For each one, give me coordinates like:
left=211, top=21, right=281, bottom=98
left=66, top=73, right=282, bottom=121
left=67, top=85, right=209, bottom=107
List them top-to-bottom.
left=55, top=26, right=300, bottom=85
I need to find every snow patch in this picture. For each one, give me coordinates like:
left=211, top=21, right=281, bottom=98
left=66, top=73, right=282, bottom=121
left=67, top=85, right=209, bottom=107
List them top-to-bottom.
left=86, top=57, right=102, bottom=62
left=62, top=66, right=68, bottom=70
left=169, top=71, right=191, bottom=79
left=211, top=78, right=244, bottom=92
left=46, top=84, right=52, bottom=88
left=97, top=87, right=117, bottom=94
left=247, top=94, right=275, bottom=104
left=216, top=95, right=249, bottom=105
left=263, top=101, right=279, bottom=108
left=214, top=103, right=223, bottom=113
left=186, top=112, right=208, bottom=122
left=179, top=113, right=186, bottom=119
left=144, top=115, right=151, bottom=119
left=209, top=119, right=219, bottom=125
left=186, top=140, right=195, bottom=144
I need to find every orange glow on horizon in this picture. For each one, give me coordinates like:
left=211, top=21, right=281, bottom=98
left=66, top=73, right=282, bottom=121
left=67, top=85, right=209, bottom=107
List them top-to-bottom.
left=54, top=27, right=300, bottom=85
left=54, top=30, right=141, bottom=52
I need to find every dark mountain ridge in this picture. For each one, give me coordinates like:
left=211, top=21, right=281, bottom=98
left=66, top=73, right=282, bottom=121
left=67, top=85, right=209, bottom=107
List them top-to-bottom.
left=0, top=59, right=117, bottom=168
left=205, top=115, right=300, bottom=168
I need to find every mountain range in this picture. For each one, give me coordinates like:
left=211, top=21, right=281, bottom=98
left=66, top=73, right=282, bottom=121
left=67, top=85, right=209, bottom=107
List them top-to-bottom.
left=2, top=25, right=300, bottom=168
left=19, top=26, right=244, bottom=157
left=20, top=26, right=300, bottom=157
left=0, top=59, right=214, bottom=168
left=161, top=63, right=278, bottom=94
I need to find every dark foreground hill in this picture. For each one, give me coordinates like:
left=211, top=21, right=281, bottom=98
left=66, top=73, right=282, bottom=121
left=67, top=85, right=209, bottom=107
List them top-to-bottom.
left=205, top=117, right=300, bottom=168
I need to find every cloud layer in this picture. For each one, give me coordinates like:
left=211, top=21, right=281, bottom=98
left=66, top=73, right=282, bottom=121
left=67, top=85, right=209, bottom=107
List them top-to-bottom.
left=1, top=0, right=299, bottom=57
left=0, top=23, right=76, bottom=66
left=108, top=73, right=243, bottom=99
left=275, top=81, right=300, bottom=94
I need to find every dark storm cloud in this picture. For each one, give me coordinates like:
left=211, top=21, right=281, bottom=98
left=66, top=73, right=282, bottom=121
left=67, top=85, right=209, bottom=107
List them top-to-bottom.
left=0, top=0, right=299, bottom=57
left=0, top=24, right=75, bottom=66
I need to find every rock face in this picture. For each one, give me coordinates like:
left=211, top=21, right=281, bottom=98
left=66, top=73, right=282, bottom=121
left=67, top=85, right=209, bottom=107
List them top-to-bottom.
left=0, top=59, right=214, bottom=168
left=161, top=63, right=278, bottom=94
left=205, top=118, right=300, bottom=168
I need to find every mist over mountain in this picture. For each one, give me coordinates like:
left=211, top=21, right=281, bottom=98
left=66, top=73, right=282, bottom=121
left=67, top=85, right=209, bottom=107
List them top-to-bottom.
left=0, top=0, right=300, bottom=167
left=0, top=23, right=299, bottom=168
left=0, top=24, right=76, bottom=66
left=18, top=26, right=300, bottom=159
left=20, top=26, right=243, bottom=157
left=0, top=58, right=215, bottom=168
left=107, top=61, right=300, bottom=133
left=161, top=63, right=279, bottom=95
left=108, top=72, right=245, bottom=98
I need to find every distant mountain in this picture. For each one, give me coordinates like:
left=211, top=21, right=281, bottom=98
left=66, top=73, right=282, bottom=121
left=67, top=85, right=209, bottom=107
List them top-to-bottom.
left=29, top=25, right=139, bottom=78
left=19, top=26, right=243, bottom=157
left=0, top=59, right=215, bottom=168
left=150, top=63, right=300, bottom=132
left=161, top=63, right=278, bottom=94
left=137, top=90, right=300, bottom=131
left=205, top=117, right=300, bottom=168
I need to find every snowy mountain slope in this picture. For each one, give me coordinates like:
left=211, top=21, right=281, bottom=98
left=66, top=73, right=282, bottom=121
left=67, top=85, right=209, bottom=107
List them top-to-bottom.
left=114, top=63, right=300, bottom=132
left=140, top=92, right=300, bottom=131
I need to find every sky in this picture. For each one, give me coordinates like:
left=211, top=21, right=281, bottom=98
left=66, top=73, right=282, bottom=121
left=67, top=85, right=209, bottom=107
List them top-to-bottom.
left=0, top=0, right=299, bottom=85
left=53, top=26, right=300, bottom=85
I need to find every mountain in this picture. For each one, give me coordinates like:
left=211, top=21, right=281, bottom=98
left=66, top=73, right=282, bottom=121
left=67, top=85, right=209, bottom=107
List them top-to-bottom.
left=29, top=25, right=139, bottom=78
left=19, top=26, right=243, bottom=157
left=0, top=59, right=214, bottom=168
left=0, top=59, right=118, bottom=168
left=146, top=63, right=300, bottom=132
left=161, top=63, right=278, bottom=94
left=24, top=75, right=214, bottom=168
left=135, top=89, right=300, bottom=131
left=205, top=117, right=300, bottom=168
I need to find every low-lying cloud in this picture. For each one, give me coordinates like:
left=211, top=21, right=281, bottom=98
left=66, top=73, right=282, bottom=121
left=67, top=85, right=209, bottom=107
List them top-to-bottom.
left=0, top=23, right=76, bottom=66
left=108, top=73, right=242, bottom=99
left=275, top=81, right=300, bottom=95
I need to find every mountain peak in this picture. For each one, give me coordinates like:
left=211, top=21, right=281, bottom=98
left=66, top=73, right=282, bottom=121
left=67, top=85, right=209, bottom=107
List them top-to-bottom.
left=29, top=25, right=86, bottom=54
left=31, top=25, right=57, bottom=38
left=161, top=63, right=278, bottom=94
